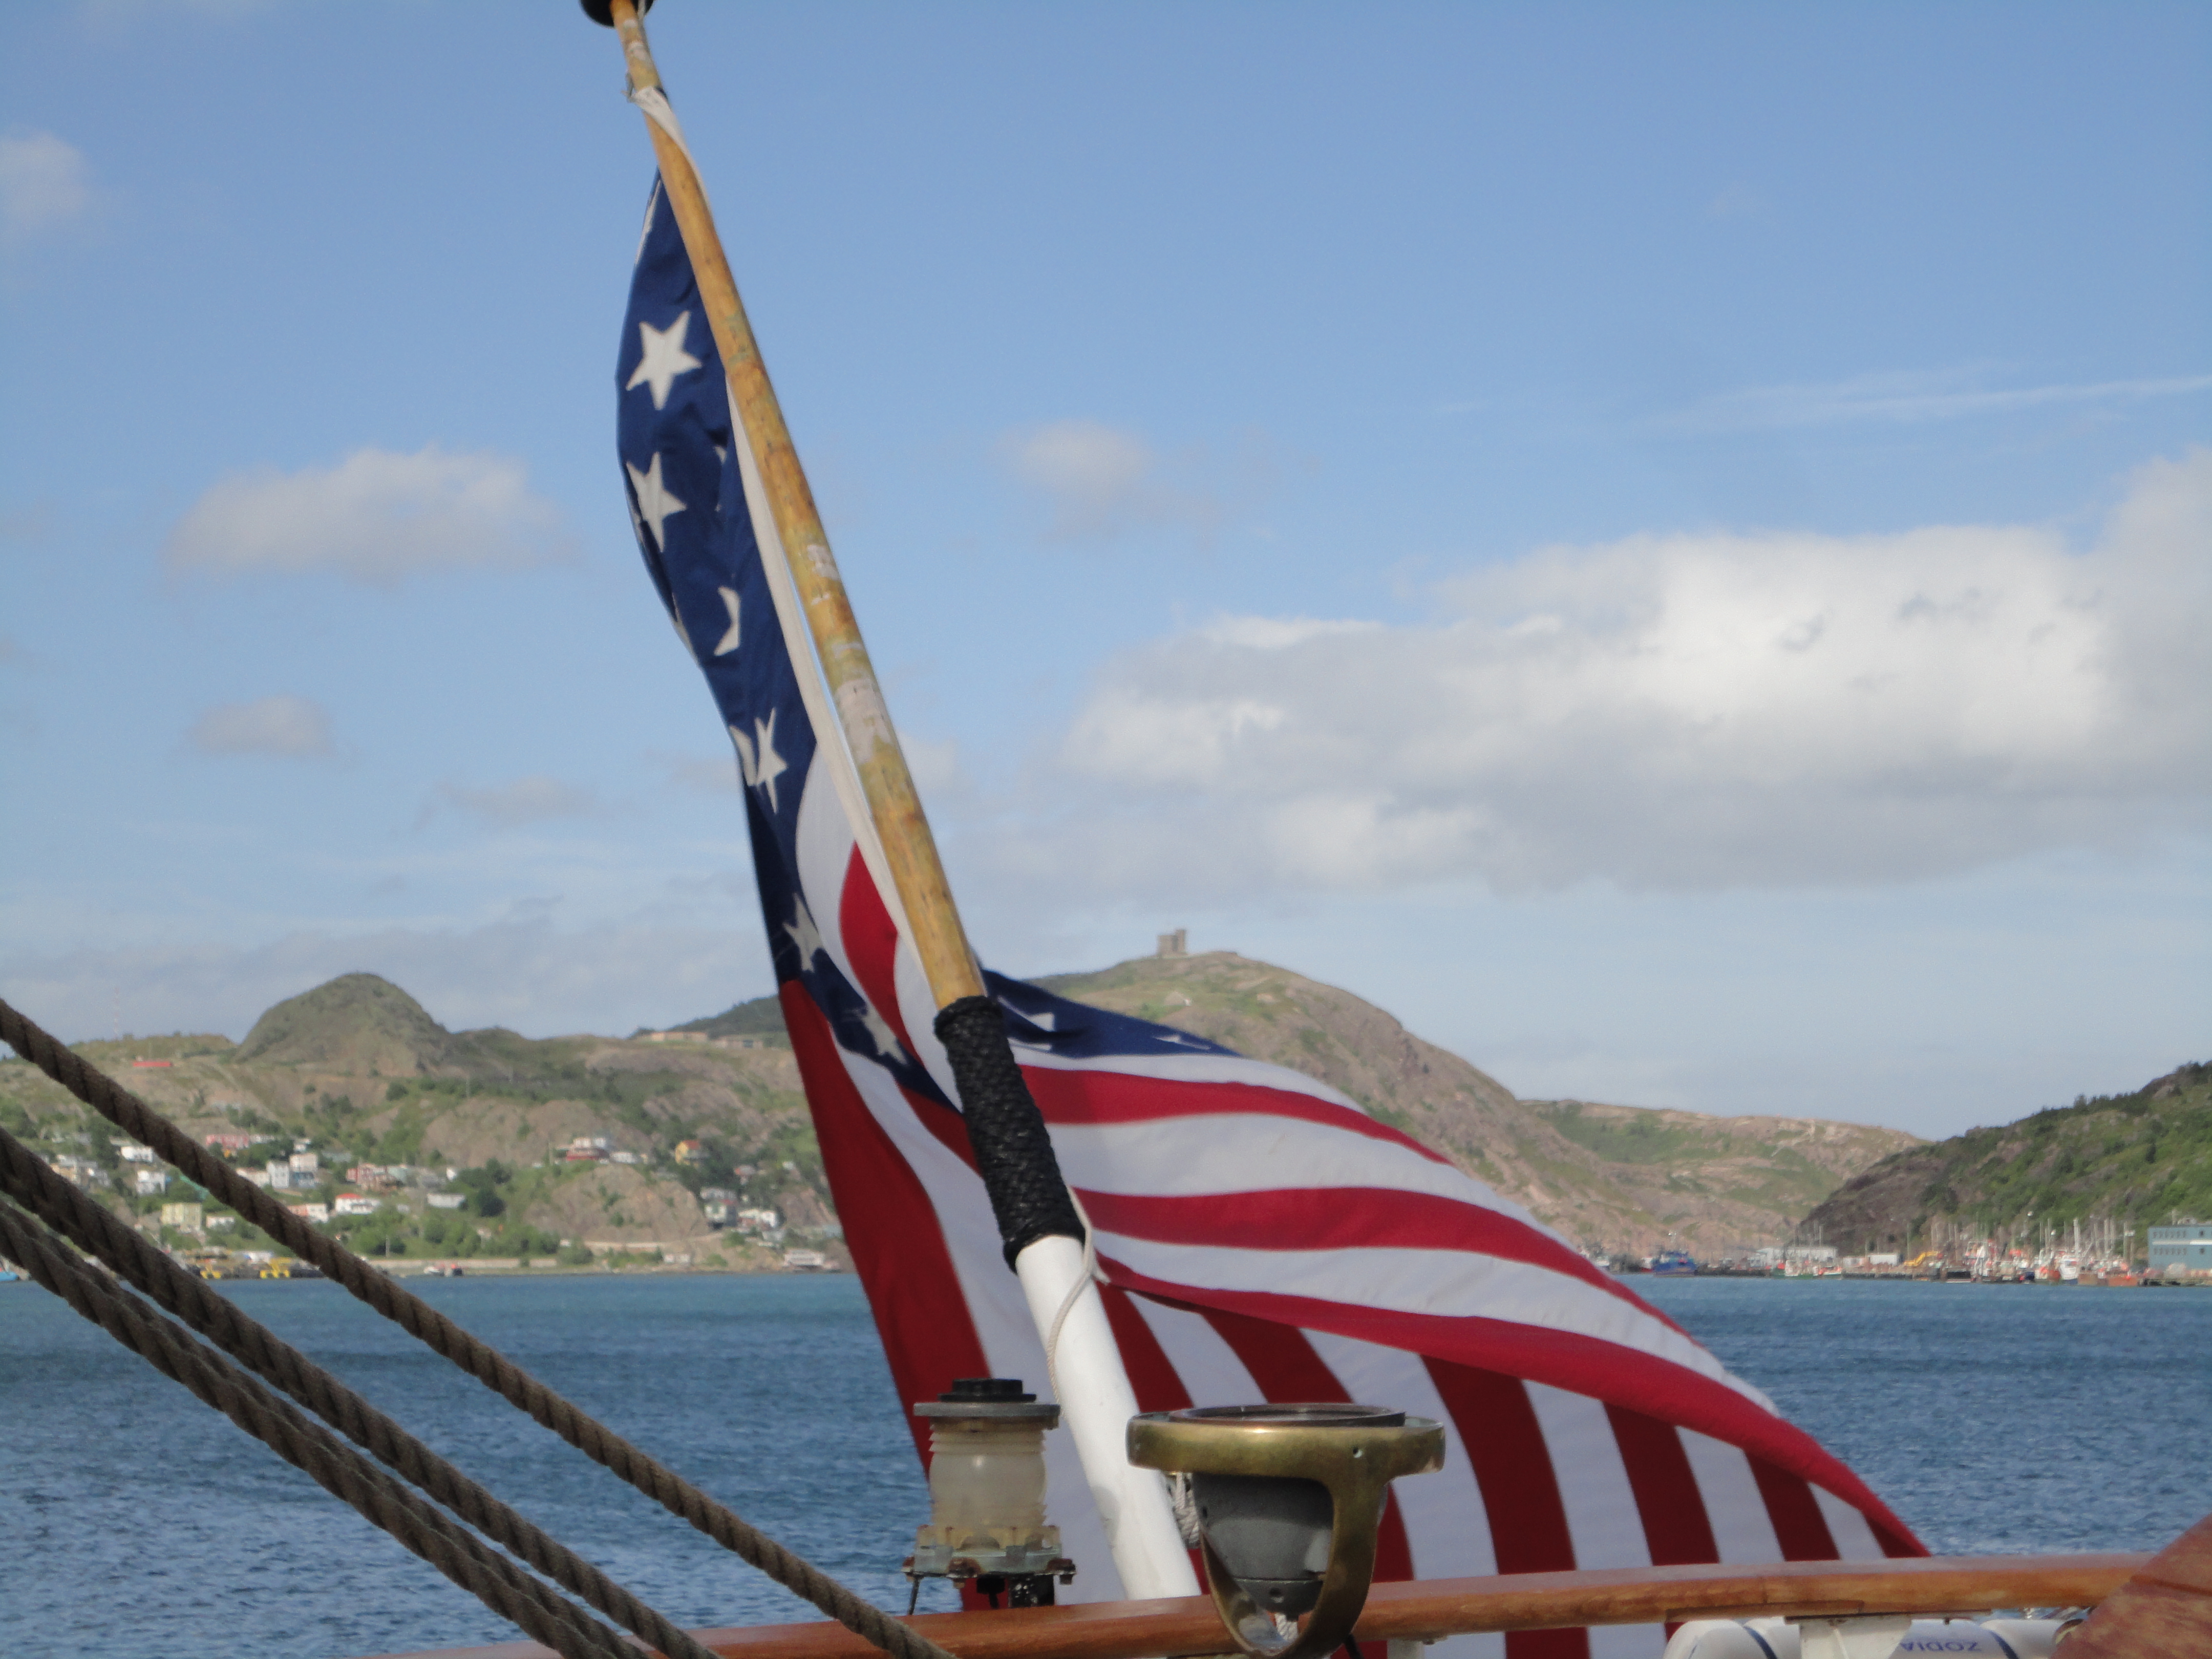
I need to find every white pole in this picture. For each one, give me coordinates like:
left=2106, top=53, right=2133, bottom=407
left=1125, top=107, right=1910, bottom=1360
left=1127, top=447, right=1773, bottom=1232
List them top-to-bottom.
left=1015, top=1235, right=1199, bottom=1599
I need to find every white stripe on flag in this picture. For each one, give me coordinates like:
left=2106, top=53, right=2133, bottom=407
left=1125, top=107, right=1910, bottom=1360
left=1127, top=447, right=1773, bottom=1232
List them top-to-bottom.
left=793, top=767, right=867, bottom=1009
left=1014, top=1042, right=1377, bottom=1109
left=1052, top=1115, right=1511, bottom=1205
left=1053, top=1119, right=1539, bottom=1221
left=1096, top=1233, right=1770, bottom=1406
left=1128, top=1294, right=1265, bottom=1409
left=1526, top=1382, right=1651, bottom=1571
left=1525, top=1384, right=1664, bottom=1656
left=1680, top=1429, right=1783, bottom=1564
left=1812, top=1484, right=1885, bottom=1562
left=1591, top=1626, right=1668, bottom=1658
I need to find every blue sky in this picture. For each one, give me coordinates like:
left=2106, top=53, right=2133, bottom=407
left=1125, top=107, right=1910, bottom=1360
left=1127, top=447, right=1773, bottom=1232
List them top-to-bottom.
left=3, top=0, right=2205, bottom=1140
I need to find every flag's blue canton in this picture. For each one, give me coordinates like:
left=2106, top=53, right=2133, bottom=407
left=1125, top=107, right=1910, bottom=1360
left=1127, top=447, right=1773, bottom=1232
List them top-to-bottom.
left=616, top=179, right=946, bottom=1105
left=986, top=973, right=1237, bottom=1060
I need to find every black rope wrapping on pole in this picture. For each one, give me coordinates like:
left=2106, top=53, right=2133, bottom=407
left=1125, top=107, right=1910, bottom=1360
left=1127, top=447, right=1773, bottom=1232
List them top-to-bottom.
left=932, top=995, right=1085, bottom=1269
left=0, top=996, right=958, bottom=1659
left=0, top=1123, right=720, bottom=1659
left=0, top=1197, right=634, bottom=1659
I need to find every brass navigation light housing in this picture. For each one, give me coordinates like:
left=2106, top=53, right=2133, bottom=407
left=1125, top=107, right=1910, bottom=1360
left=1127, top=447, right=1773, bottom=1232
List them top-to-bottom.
left=1128, top=1403, right=1444, bottom=1659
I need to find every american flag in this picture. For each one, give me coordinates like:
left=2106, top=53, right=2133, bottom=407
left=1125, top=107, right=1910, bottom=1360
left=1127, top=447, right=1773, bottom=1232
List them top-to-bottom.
left=615, top=174, right=1921, bottom=1659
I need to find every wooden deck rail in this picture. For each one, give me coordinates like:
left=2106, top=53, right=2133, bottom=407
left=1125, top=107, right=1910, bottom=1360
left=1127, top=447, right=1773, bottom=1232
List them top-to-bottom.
left=384, top=1553, right=2146, bottom=1659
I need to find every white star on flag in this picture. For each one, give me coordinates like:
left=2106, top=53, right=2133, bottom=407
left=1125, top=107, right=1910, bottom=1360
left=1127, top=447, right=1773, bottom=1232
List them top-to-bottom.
left=626, top=310, right=703, bottom=410
left=626, top=452, right=685, bottom=551
left=713, top=586, right=742, bottom=656
left=729, top=710, right=788, bottom=812
left=784, top=897, right=825, bottom=967
left=857, top=1003, right=904, bottom=1060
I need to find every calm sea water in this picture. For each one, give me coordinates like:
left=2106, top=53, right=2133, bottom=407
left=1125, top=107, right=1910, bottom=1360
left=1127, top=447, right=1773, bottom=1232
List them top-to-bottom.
left=3, top=1273, right=2207, bottom=1659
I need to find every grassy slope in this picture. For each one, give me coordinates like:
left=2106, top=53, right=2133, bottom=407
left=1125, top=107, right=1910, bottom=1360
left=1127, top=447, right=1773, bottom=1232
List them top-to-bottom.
left=1802, top=1062, right=2212, bottom=1254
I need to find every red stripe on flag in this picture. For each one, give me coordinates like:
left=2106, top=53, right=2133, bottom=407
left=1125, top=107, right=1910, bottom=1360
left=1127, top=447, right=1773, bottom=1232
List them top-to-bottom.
left=836, top=847, right=917, bottom=1058
left=781, top=984, right=989, bottom=1464
left=1023, top=1065, right=1453, bottom=1165
left=900, top=1077, right=983, bottom=1173
left=1078, top=1186, right=1657, bottom=1315
left=1097, top=1258, right=1921, bottom=1554
left=1100, top=1286, right=1195, bottom=1413
left=1196, top=1308, right=1415, bottom=1586
left=1424, top=1360, right=1586, bottom=1659
left=1605, top=1405, right=1721, bottom=1566
left=1748, top=1456, right=1840, bottom=1561
left=1871, top=1515, right=1921, bottom=1558
left=1504, top=1632, right=1589, bottom=1658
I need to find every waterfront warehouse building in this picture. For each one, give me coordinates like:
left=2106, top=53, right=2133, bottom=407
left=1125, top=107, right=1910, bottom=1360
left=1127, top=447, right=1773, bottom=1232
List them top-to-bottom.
left=2147, top=1223, right=2212, bottom=1275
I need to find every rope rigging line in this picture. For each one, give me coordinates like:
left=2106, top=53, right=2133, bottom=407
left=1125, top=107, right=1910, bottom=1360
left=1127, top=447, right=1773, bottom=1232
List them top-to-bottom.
left=0, top=996, right=960, bottom=1659
left=0, top=1122, right=721, bottom=1659
left=0, top=1195, right=636, bottom=1659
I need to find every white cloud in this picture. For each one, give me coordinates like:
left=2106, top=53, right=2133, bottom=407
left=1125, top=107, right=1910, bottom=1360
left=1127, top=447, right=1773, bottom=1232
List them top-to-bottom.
left=0, top=130, right=93, bottom=236
left=1674, top=367, right=2212, bottom=432
left=998, top=419, right=1223, bottom=542
left=164, top=445, right=572, bottom=584
left=1024, top=449, right=2212, bottom=897
left=1197, top=616, right=1382, bottom=650
left=188, top=695, right=332, bottom=758
left=653, top=751, right=742, bottom=794
left=432, top=776, right=602, bottom=827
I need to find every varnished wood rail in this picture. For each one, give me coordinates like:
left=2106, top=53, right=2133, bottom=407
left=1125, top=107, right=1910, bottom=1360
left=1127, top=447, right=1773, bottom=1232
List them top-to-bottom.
left=382, top=1552, right=2145, bottom=1659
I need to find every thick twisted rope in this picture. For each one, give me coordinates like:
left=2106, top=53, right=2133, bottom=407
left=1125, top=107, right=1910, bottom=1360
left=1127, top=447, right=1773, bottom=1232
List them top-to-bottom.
left=0, top=996, right=957, bottom=1659
left=0, top=1123, right=720, bottom=1659
left=0, top=1197, right=636, bottom=1659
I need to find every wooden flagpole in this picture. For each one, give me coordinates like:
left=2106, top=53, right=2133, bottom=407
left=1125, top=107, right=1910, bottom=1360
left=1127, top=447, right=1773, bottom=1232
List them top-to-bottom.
left=595, top=0, right=1199, bottom=1605
left=604, top=0, right=980, bottom=1011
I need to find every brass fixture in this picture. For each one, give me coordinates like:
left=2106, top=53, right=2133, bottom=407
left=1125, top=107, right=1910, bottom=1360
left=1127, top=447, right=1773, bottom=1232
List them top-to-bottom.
left=1128, top=1403, right=1443, bottom=1659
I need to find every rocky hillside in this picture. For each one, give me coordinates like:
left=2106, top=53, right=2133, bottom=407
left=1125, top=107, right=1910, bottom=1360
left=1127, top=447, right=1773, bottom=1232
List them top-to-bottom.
left=696, top=951, right=1915, bottom=1253
left=1028, top=952, right=1918, bottom=1256
left=2, top=953, right=1925, bottom=1264
left=1801, top=1062, right=2212, bottom=1256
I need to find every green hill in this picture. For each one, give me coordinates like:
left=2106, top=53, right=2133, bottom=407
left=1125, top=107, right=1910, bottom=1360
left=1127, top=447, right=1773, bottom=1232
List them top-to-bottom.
left=236, top=972, right=479, bottom=1074
left=658, top=993, right=791, bottom=1045
left=1801, top=1062, right=2212, bottom=1256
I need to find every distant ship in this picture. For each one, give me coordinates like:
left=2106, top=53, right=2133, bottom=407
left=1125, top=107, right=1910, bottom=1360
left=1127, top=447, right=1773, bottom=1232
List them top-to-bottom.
left=1648, top=1248, right=1697, bottom=1276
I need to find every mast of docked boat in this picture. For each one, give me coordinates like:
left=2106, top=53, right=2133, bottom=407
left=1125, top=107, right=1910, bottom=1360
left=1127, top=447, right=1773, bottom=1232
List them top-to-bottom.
left=594, top=0, right=1197, bottom=1604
